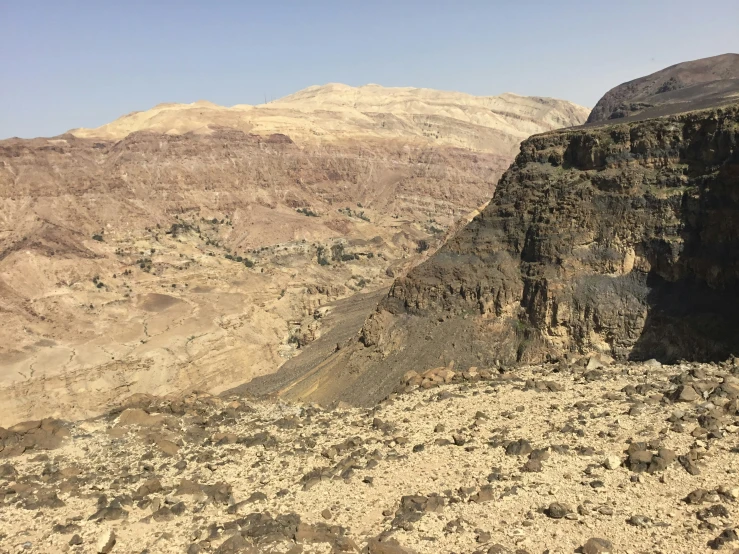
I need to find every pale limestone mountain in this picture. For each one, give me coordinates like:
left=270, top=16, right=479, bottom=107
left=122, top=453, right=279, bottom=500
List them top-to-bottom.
left=70, top=83, right=589, bottom=155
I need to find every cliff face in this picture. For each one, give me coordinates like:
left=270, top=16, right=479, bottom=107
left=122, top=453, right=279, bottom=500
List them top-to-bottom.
left=268, top=104, right=739, bottom=407
left=384, top=104, right=739, bottom=361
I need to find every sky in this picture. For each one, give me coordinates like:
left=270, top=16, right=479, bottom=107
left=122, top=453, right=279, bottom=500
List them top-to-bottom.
left=1, top=0, right=737, bottom=138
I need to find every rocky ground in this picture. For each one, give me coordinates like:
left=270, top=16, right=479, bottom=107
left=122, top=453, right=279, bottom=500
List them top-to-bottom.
left=1, top=356, right=738, bottom=553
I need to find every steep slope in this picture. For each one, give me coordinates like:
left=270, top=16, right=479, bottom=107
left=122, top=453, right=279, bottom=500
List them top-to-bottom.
left=587, top=53, right=739, bottom=123
left=69, top=83, right=589, bottom=156
left=0, top=86, right=587, bottom=427
left=261, top=102, right=739, bottom=408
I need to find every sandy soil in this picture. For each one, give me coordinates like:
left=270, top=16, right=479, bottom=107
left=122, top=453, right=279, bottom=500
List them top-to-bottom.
left=1, top=358, right=737, bottom=553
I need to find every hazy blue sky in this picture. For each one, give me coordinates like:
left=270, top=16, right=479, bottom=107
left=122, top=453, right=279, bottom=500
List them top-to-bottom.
left=1, top=0, right=737, bottom=138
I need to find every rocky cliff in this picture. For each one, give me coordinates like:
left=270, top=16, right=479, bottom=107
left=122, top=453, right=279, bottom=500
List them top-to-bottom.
left=265, top=103, right=739, bottom=407
left=385, top=103, right=739, bottom=360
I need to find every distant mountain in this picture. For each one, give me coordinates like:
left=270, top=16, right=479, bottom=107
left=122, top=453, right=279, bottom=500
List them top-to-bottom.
left=587, top=53, right=739, bottom=123
left=70, top=83, right=589, bottom=156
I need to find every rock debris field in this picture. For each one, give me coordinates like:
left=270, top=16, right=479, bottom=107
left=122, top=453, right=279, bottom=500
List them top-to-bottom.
left=1, top=357, right=739, bottom=554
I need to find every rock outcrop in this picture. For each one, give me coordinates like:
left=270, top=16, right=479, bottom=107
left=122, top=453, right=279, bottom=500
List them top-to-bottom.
left=587, top=53, right=739, bottom=123
left=265, top=102, right=739, bottom=407
left=383, top=103, right=739, bottom=363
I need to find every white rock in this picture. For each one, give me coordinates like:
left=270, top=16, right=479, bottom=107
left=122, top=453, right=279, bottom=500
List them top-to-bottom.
left=604, top=455, right=622, bottom=470
left=97, top=529, right=116, bottom=553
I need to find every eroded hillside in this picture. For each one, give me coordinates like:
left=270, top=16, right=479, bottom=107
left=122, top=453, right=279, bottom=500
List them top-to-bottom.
left=0, top=87, right=588, bottom=426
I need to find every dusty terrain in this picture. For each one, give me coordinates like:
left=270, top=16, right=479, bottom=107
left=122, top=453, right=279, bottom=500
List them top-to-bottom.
left=0, top=86, right=588, bottom=427
left=1, top=356, right=738, bottom=553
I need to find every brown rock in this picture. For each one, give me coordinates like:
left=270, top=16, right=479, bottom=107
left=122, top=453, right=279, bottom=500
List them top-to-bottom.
left=676, top=385, right=700, bottom=402
left=117, top=408, right=166, bottom=427
left=9, top=420, right=41, bottom=434
left=155, top=439, right=180, bottom=456
left=470, top=485, right=496, bottom=503
left=96, top=529, right=116, bottom=553
left=215, top=534, right=256, bottom=553
left=581, top=537, right=613, bottom=554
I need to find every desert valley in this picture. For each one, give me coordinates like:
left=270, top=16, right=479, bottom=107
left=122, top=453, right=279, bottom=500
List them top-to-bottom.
left=1, top=43, right=739, bottom=554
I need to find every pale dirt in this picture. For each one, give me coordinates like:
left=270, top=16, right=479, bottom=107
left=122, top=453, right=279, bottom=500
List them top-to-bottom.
left=0, top=360, right=737, bottom=553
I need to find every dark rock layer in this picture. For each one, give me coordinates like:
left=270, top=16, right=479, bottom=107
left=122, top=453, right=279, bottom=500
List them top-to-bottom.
left=269, top=103, right=739, bottom=407
left=382, top=103, right=739, bottom=363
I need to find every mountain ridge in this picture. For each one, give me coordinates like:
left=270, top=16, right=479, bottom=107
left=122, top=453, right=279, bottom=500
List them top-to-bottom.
left=587, top=53, right=739, bottom=123
left=68, top=83, right=589, bottom=155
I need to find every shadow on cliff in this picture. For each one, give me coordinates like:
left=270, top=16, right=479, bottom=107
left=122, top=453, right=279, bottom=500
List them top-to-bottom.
left=629, top=158, right=739, bottom=363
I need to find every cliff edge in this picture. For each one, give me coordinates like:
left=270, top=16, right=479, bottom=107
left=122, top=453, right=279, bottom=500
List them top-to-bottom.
left=263, top=103, right=739, bottom=407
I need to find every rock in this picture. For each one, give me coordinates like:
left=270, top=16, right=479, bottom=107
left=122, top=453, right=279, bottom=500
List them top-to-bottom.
left=586, top=353, right=613, bottom=371
left=676, top=385, right=701, bottom=402
left=117, top=408, right=165, bottom=427
left=9, top=420, right=41, bottom=434
left=155, top=439, right=179, bottom=456
left=505, top=439, right=533, bottom=456
left=627, top=447, right=655, bottom=472
left=648, top=449, right=676, bottom=473
left=679, top=454, right=701, bottom=475
left=603, top=455, right=621, bottom=470
left=521, top=459, right=542, bottom=472
left=0, top=463, right=17, bottom=479
left=135, top=478, right=162, bottom=497
left=718, top=485, right=739, bottom=500
left=470, top=486, right=495, bottom=503
left=685, top=488, right=711, bottom=504
left=245, top=491, right=267, bottom=503
left=546, top=502, right=571, bottom=519
left=697, top=504, right=730, bottom=520
left=321, top=508, right=332, bottom=520
left=627, top=515, right=652, bottom=528
left=708, top=528, right=739, bottom=550
left=96, top=529, right=116, bottom=553
left=215, top=534, right=255, bottom=553
left=69, top=535, right=83, bottom=546
left=581, top=537, right=613, bottom=554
